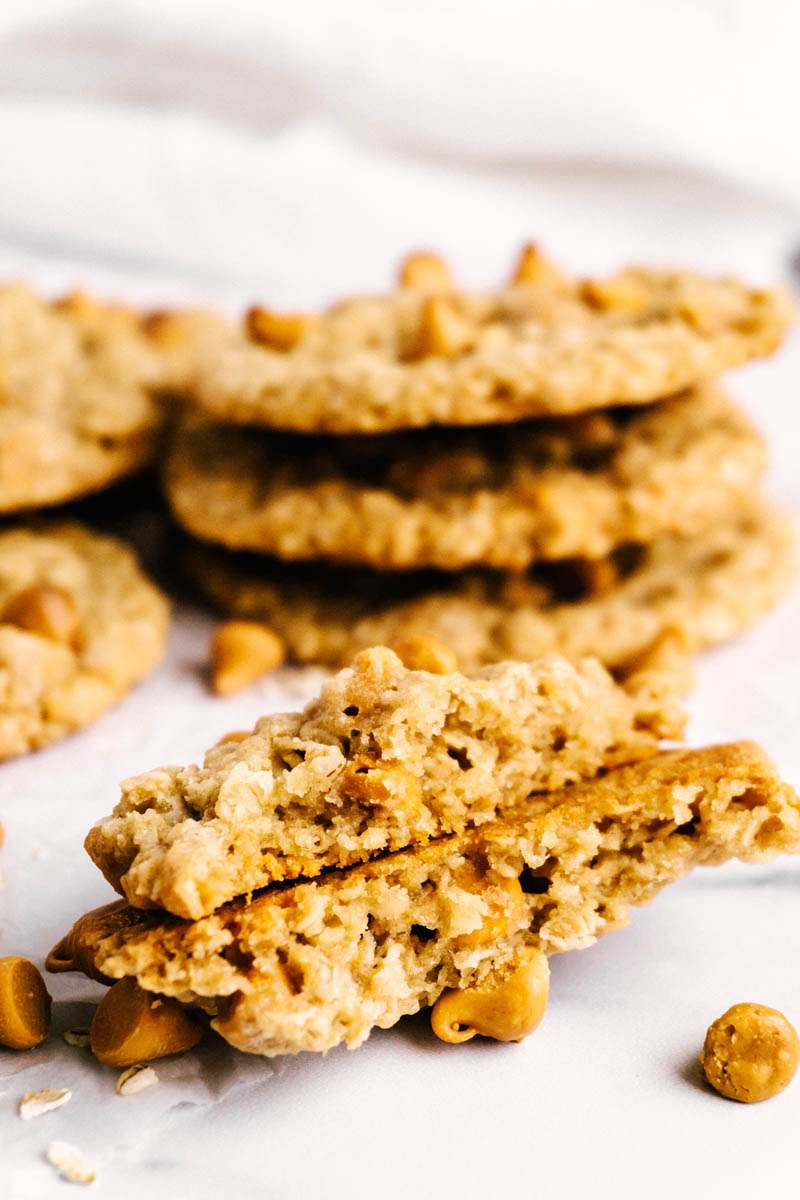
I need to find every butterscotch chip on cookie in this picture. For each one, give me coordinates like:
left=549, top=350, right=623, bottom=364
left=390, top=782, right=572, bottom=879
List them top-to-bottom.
left=185, top=251, right=792, bottom=434
left=165, top=388, right=765, bottom=570
left=184, top=506, right=795, bottom=672
left=0, top=524, right=169, bottom=759
left=85, top=647, right=682, bottom=918
left=67, top=744, right=800, bottom=1057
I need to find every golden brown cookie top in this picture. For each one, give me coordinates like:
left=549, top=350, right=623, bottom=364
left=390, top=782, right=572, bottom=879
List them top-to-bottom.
left=186, top=248, right=794, bottom=433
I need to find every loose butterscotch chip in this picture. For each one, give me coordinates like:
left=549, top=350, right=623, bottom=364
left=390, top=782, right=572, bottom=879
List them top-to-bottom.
left=398, top=251, right=452, bottom=293
left=245, top=306, right=313, bottom=352
left=2, top=584, right=80, bottom=645
left=210, top=620, right=286, bottom=695
left=389, top=635, right=458, bottom=675
left=431, top=947, right=550, bottom=1044
left=0, top=956, right=52, bottom=1050
left=90, top=977, right=204, bottom=1067
left=701, top=1002, right=800, bottom=1102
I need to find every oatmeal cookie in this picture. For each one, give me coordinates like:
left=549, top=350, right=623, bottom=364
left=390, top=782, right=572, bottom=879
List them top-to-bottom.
left=187, top=250, right=792, bottom=433
left=0, top=286, right=232, bottom=512
left=165, top=388, right=765, bottom=569
left=185, top=506, right=795, bottom=672
left=0, top=523, right=169, bottom=759
left=85, top=647, right=682, bottom=918
left=66, top=743, right=800, bottom=1056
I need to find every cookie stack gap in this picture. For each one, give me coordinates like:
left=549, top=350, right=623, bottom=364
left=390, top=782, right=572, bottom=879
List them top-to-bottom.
left=166, top=247, right=795, bottom=670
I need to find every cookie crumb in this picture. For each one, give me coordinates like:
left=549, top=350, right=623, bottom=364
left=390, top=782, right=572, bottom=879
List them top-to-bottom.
left=116, top=1064, right=158, bottom=1095
left=19, top=1087, right=71, bottom=1120
left=46, top=1140, right=95, bottom=1184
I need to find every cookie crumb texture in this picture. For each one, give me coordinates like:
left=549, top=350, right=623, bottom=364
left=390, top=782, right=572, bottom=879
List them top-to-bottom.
left=189, top=260, right=793, bottom=433
left=0, top=524, right=169, bottom=760
left=85, top=647, right=683, bottom=918
left=78, top=743, right=800, bottom=1057
left=702, top=1003, right=800, bottom=1102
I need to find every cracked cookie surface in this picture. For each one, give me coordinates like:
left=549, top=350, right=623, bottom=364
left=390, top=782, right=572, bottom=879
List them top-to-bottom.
left=0, top=523, right=169, bottom=759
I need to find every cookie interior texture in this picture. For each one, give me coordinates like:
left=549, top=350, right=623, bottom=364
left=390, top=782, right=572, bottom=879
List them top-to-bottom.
left=187, top=264, right=793, bottom=433
left=165, top=387, right=766, bottom=570
left=184, top=506, right=795, bottom=672
left=0, top=523, right=169, bottom=759
left=85, top=648, right=684, bottom=918
left=75, top=744, right=800, bottom=1056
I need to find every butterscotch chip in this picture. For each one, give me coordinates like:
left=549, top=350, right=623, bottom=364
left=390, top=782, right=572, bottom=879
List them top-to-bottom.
left=510, top=243, right=567, bottom=287
left=185, top=251, right=792, bottom=434
left=398, top=251, right=453, bottom=292
left=406, top=296, right=475, bottom=359
left=246, top=307, right=314, bottom=351
left=164, top=389, right=767, bottom=570
left=184, top=506, right=795, bottom=673
left=0, top=525, right=169, bottom=761
left=3, top=584, right=80, bottom=644
left=210, top=620, right=286, bottom=695
left=389, top=635, right=458, bottom=675
left=85, top=648, right=683, bottom=918
left=68, top=744, right=800, bottom=1058
left=47, top=899, right=132, bottom=985
left=431, top=947, right=549, bottom=1043
left=0, top=956, right=51, bottom=1049
left=90, top=977, right=204, bottom=1067
left=701, top=1003, right=800, bottom=1102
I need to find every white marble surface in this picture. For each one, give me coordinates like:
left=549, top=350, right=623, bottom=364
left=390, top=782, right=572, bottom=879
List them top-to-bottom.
left=1, top=4, right=800, bottom=1193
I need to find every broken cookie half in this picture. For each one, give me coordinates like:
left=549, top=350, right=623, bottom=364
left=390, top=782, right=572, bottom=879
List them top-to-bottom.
left=85, top=645, right=685, bottom=919
left=61, top=742, right=800, bottom=1057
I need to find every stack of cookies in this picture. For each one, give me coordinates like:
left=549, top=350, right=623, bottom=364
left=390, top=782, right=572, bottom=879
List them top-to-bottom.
left=164, top=246, right=796, bottom=676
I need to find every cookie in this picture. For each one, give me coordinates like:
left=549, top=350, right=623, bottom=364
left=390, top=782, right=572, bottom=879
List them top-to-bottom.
left=186, top=249, right=793, bottom=434
left=0, top=284, right=172, bottom=512
left=165, top=388, right=765, bottom=569
left=185, top=506, right=795, bottom=672
left=0, top=523, right=169, bottom=759
left=85, top=648, right=684, bottom=918
left=63, top=743, right=800, bottom=1056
